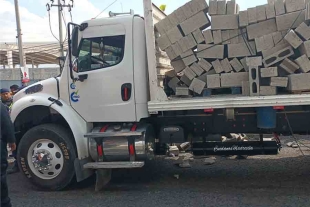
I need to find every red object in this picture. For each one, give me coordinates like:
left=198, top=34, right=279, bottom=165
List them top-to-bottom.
left=124, top=87, right=128, bottom=101
left=273, top=106, right=285, bottom=110
left=204, top=108, right=214, bottom=113
left=131, top=123, right=138, bottom=131
left=100, top=125, right=109, bottom=132
left=129, top=144, right=135, bottom=155
left=97, top=145, right=103, bottom=156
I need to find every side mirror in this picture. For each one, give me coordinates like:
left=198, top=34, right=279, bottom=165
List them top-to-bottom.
left=71, top=26, right=79, bottom=57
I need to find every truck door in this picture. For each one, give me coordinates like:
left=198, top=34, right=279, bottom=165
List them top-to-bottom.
left=69, top=23, right=136, bottom=122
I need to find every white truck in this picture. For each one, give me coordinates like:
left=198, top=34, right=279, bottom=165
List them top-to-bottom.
left=11, top=0, right=310, bottom=191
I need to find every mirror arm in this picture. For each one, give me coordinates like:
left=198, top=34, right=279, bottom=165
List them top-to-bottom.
left=67, top=22, right=80, bottom=82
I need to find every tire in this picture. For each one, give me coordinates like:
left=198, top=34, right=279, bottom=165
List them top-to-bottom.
left=17, top=124, right=77, bottom=191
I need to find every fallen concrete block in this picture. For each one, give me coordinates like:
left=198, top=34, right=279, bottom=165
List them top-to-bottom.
left=189, top=0, right=209, bottom=14
left=209, top=0, right=218, bottom=16
left=217, top=0, right=227, bottom=15
left=227, top=0, right=237, bottom=14
left=275, top=0, right=285, bottom=16
left=285, top=0, right=305, bottom=13
left=181, top=2, right=195, bottom=19
left=306, top=2, right=310, bottom=21
left=266, top=3, right=276, bottom=19
left=256, top=5, right=267, bottom=22
left=174, top=7, right=187, bottom=24
left=248, top=7, right=257, bottom=24
left=239, top=10, right=249, bottom=27
left=276, top=10, right=306, bottom=31
left=168, top=12, right=180, bottom=27
left=180, top=12, right=211, bottom=35
left=211, top=14, right=239, bottom=30
left=162, top=17, right=174, bottom=34
left=247, top=19, right=277, bottom=40
left=155, top=20, right=166, bottom=36
left=295, top=22, right=310, bottom=40
left=167, top=27, right=183, bottom=44
left=238, top=28, right=248, bottom=43
left=192, top=29, right=205, bottom=44
left=203, top=29, right=214, bottom=44
left=229, top=29, right=239, bottom=44
left=213, top=30, right=222, bottom=44
left=222, top=30, right=231, bottom=44
left=284, top=30, right=303, bottom=49
left=272, top=31, right=285, bottom=45
left=263, top=33, right=275, bottom=51
left=157, top=34, right=171, bottom=51
left=178, top=34, right=197, bottom=52
left=255, top=36, right=265, bottom=52
left=299, top=40, right=310, bottom=57
left=228, top=41, right=257, bottom=58
left=171, top=42, right=183, bottom=58
left=262, top=42, right=289, bottom=58
left=197, top=44, right=225, bottom=59
left=165, top=46, right=178, bottom=60
left=263, top=46, right=294, bottom=67
left=181, top=50, right=197, bottom=66
left=295, top=54, right=310, bottom=73
left=246, top=56, right=262, bottom=66
left=240, top=57, right=249, bottom=72
left=221, top=58, right=233, bottom=73
left=230, top=58, right=244, bottom=72
left=279, top=58, right=300, bottom=73
left=171, top=59, right=186, bottom=73
left=198, top=59, right=213, bottom=72
left=212, top=59, right=225, bottom=73
left=190, top=62, right=205, bottom=76
left=184, top=66, right=197, bottom=80
left=249, top=66, right=260, bottom=96
left=260, top=67, right=278, bottom=77
left=165, top=70, right=176, bottom=78
left=198, top=70, right=216, bottom=83
left=221, top=72, right=249, bottom=87
left=287, top=73, right=310, bottom=91
left=180, top=74, right=192, bottom=86
left=207, top=74, right=221, bottom=88
left=168, top=77, right=180, bottom=92
left=270, top=77, right=288, bottom=87
left=189, top=78, right=206, bottom=94
left=242, top=81, right=250, bottom=95
left=260, top=86, right=277, bottom=95
left=176, top=87, right=190, bottom=96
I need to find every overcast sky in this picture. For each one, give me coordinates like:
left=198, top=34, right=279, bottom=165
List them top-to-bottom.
left=0, top=0, right=267, bottom=43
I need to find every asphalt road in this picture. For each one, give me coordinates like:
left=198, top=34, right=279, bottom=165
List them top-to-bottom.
left=7, top=136, right=310, bottom=207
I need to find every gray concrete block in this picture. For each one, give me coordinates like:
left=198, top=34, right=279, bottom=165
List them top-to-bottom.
left=192, top=0, right=209, bottom=12
left=209, top=0, right=218, bottom=16
left=217, top=0, right=227, bottom=15
left=227, top=0, right=237, bottom=14
left=268, top=0, right=276, bottom=3
left=275, top=0, right=285, bottom=16
left=285, top=0, right=305, bottom=13
left=181, top=2, right=195, bottom=19
left=306, top=2, right=310, bottom=21
left=266, top=3, right=276, bottom=19
left=236, top=4, right=240, bottom=13
left=257, top=5, right=267, bottom=22
left=174, top=7, right=187, bottom=23
left=248, top=7, right=257, bottom=24
left=239, top=10, right=249, bottom=27
left=276, top=10, right=305, bottom=31
left=168, top=12, right=180, bottom=27
left=180, top=12, right=211, bottom=35
left=211, top=14, right=239, bottom=30
left=162, top=18, right=174, bottom=33
left=247, top=19, right=277, bottom=40
left=295, top=22, right=310, bottom=40
left=167, top=27, right=183, bottom=44
left=238, top=28, right=248, bottom=43
left=192, top=29, right=205, bottom=44
left=203, top=29, right=214, bottom=44
left=229, top=29, right=239, bottom=44
left=213, top=30, right=222, bottom=44
left=222, top=30, right=231, bottom=44
left=284, top=30, right=303, bottom=49
left=272, top=31, right=285, bottom=45
left=263, top=33, right=275, bottom=51
left=157, top=34, right=171, bottom=51
left=178, top=34, right=197, bottom=53
left=255, top=36, right=265, bottom=52
left=299, top=40, right=310, bottom=57
left=228, top=41, right=257, bottom=58
left=171, top=42, right=183, bottom=58
left=262, top=42, right=289, bottom=58
left=197, top=44, right=225, bottom=59
left=165, top=46, right=178, bottom=60
left=263, top=46, right=294, bottom=67
left=181, top=50, right=197, bottom=66
left=295, top=54, right=310, bottom=73
left=246, top=56, right=262, bottom=66
left=221, top=58, right=233, bottom=73
left=230, top=58, right=244, bottom=72
left=240, top=58, right=249, bottom=72
left=279, top=58, right=300, bottom=73
left=171, top=59, right=186, bottom=73
left=198, top=59, right=213, bottom=72
left=212, top=59, right=225, bottom=73
left=190, top=62, right=205, bottom=76
left=184, top=66, right=197, bottom=80
left=249, top=66, right=260, bottom=96
left=261, top=67, right=278, bottom=77
left=206, top=69, right=217, bottom=75
left=165, top=70, right=176, bottom=78
left=221, top=72, right=249, bottom=87
left=197, top=73, right=208, bottom=83
left=287, top=73, right=310, bottom=91
left=180, top=74, right=192, bottom=86
left=207, top=74, right=221, bottom=88
left=168, top=77, right=180, bottom=92
left=270, top=77, right=288, bottom=87
left=189, top=78, right=207, bottom=94
left=242, top=81, right=250, bottom=96
left=260, top=86, right=277, bottom=95
left=176, top=87, right=190, bottom=96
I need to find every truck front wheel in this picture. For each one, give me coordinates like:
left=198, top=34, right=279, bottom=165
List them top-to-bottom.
left=17, top=124, right=77, bottom=190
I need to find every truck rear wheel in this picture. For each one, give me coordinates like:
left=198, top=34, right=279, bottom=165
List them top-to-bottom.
left=17, top=124, right=77, bottom=190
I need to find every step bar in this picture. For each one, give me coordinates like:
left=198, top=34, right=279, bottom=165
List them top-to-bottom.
left=84, top=131, right=142, bottom=138
left=83, top=161, right=145, bottom=169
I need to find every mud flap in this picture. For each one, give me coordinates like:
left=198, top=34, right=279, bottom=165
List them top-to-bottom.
left=95, top=169, right=112, bottom=191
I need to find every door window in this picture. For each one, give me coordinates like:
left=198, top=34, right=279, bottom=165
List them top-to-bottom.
left=77, top=35, right=125, bottom=72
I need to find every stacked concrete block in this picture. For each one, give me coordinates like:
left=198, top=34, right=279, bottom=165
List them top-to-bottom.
left=209, top=0, right=218, bottom=16
left=217, top=0, right=227, bottom=15
left=226, top=0, right=239, bottom=15
left=275, top=0, right=286, bottom=16
left=285, top=0, right=305, bottom=13
left=306, top=2, right=310, bottom=21
left=266, top=3, right=276, bottom=19
left=257, top=5, right=267, bottom=22
left=174, top=7, right=187, bottom=24
left=248, top=7, right=257, bottom=24
left=239, top=10, right=249, bottom=27
left=276, top=10, right=306, bottom=31
left=180, top=12, right=211, bottom=35
left=211, top=14, right=239, bottom=30
left=247, top=19, right=277, bottom=40
left=295, top=22, right=310, bottom=40
left=167, top=27, right=183, bottom=44
left=192, top=29, right=205, bottom=44
left=203, top=29, right=214, bottom=44
left=213, top=30, right=222, bottom=44
left=222, top=30, right=231, bottom=44
left=229, top=30, right=239, bottom=44
left=284, top=30, right=303, bottom=49
left=272, top=31, right=285, bottom=45
left=157, top=34, right=171, bottom=51
left=178, top=34, right=197, bottom=52
left=255, top=34, right=275, bottom=52
left=299, top=40, right=310, bottom=57
left=228, top=41, right=256, bottom=58
left=262, top=41, right=289, bottom=58
left=196, top=44, right=225, bottom=59
left=263, top=46, right=294, bottom=67
left=181, top=50, right=197, bottom=66
left=295, top=54, right=310, bottom=72
left=246, top=57, right=262, bottom=66
left=221, top=58, right=233, bottom=73
left=230, top=58, right=244, bottom=72
left=240, top=58, right=249, bottom=72
left=279, top=58, right=300, bottom=73
left=171, top=59, right=186, bottom=73
left=198, top=59, right=213, bottom=71
left=212, top=59, right=225, bottom=73
left=190, top=63, right=205, bottom=76
left=184, top=66, right=197, bottom=80
left=249, top=66, right=260, bottom=96
left=261, top=67, right=278, bottom=77
left=221, top=72, right=249, bottom=87
left=287, top=73, right=310, bottom=91
left=180, top=74, right=192, bottom=86
left=207, top=74, right=221, bottom=88
left=168, top=77, right=180, bottom=92
left=270, top=77, right=288, bottom=87
left=189, top=78, right=207, bottom=94
left=242, top=81, right=250, bottom=95
left=260, top=86, right=277, bottom=95
left=176, top=87, right=190, bottom=96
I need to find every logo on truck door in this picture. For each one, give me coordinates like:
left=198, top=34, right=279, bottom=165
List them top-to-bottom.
left=70, top=90, right=80, bottom=102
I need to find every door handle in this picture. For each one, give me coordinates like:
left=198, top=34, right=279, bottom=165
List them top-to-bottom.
left=78, top=74, right=88, bottom=82
left=121, top=83, right=132, bottom=101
